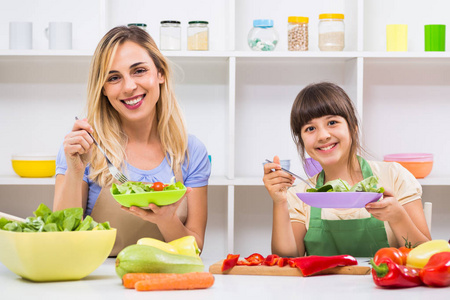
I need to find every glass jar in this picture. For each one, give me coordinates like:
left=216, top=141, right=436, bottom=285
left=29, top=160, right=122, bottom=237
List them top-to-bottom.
left=318, top=13, right=345, bottom=51
left=288, top=16, right=309, bottom=51
left=248, top=19, right=279, bottom=51
left=160, top=20, right=181, bottom=51
left=187, top=21, right=209, bottom=51
left=127, top=23, right=147, bottom=31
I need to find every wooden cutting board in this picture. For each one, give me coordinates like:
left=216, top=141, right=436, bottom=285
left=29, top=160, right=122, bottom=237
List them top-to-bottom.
left=209, top=260, right=371, bottom=276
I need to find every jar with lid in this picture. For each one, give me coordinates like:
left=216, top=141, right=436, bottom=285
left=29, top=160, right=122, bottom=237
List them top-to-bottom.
left=318, top=13, right=345, bottom=51
left=288, top=16, right=309, bottom=51
left=248, top=19, right=279, bottom=51
left=160, top=20, right=181, bottom=51
left=187, top=21, right=209, bottom=51
left=127, top=23, right=147, bottom=31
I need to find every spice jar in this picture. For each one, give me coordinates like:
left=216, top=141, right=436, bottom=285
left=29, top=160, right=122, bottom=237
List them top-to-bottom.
left=318, top=14, right=345, bottom=51
left=288, top=16, right=309, bottom=51
left=248, top=19, right=279, bottom=51
left=160, top=20, right=181, bottom=51
left=187, top=21, right=209, bottom=51
left=127, top=23, right=147, bottom=31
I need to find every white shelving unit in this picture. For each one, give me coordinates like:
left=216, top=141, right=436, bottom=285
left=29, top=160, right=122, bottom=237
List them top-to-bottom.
left=1, top=0, right=449, bottom=259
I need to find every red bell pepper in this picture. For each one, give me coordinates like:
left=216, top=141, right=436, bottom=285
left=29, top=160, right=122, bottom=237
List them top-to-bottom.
left=374, top=247, right=407, bottom=265
left=419, top=252, right=450, bottom=287
left=245, top=253, right=265, bottom=265
left=221, top=254, right=240, bottom=272
left=263, top=254, right=279, bottom=266
left=290, top=255, right=358, bottom=276
left=277, top=257, right=289, bottom=267
left=370, top=258, right=422, bottom=288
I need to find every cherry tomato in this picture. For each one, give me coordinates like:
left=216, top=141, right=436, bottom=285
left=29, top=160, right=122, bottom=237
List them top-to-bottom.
left=152, top=182, right=165, bottom=191
left=373, top=247, right=407, bottom=265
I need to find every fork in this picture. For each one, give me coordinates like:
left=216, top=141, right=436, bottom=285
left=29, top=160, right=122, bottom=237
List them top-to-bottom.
left=75, top=117, right=128, bottom=183
left=265, top=159, right=314, bottom=189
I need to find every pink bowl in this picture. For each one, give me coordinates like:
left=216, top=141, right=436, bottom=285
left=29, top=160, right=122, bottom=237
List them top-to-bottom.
left=383, top=153, right=433, bottom=162
left=304, top=158, right=322, bottom=177
left=296, top=192, right=382, bottom=208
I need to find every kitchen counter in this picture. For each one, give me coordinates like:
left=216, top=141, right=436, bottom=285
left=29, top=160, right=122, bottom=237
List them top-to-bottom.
left=1, top=258, right=448, bottom=300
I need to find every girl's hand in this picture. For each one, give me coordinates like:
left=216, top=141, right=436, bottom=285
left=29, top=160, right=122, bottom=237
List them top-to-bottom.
left=63, top=118, right=94, bottom=173
left=263, top=155, right=295, bottom=205
left=122, top=187, right=192, bottom=225
left=365, top=189, right=406, bottom=223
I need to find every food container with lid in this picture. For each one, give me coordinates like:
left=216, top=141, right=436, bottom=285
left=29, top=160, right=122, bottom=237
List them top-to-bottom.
left=318, top=13, right=345, bottom=51
left=288, top=16, right=309, bottom=51
left=248, top=19, right=279, bottom=51
left=160, top=20, right=181, bottom=51
left=187, top=21, right=209, bottom=50
left=127, top=23, right=147, bottom=31
left=11, top=153, right=56, bottom=178
left=383, top=153, right=433, bottom=179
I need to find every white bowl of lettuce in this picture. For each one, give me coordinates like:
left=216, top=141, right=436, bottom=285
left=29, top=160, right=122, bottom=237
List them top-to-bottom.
left=296, top=176, right=384, bottom=208
left=110, top=178, right=187, bottom=207
left=0, top=204, right=116, bottom=282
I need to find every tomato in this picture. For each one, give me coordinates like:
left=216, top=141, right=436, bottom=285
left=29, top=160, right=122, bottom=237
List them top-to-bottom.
left=152, top=182, right=165, bottom=191
left=399, top=246, right=412, bottom=258
left=373, top=247, right=407, bottom=265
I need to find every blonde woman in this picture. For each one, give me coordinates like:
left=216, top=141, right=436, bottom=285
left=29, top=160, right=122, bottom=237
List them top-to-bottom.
left=53, top=26, right=210, bottom=255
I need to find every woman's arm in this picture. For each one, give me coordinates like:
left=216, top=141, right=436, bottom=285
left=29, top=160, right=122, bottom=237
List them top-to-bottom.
left=53, top=174, right=89, bottom=211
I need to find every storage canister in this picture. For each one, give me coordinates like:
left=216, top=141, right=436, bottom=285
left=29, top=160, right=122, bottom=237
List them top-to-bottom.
left=318, top=14, right=344, bottom=51
left=288, top=16, right=309, bottom=51
left=248, top=19, right=279, bottom=51
left=160, top=20, right=181, bottom=51
left=187, top=21, right=209, bottom=50
left=127, top=23, right=147, bottom=31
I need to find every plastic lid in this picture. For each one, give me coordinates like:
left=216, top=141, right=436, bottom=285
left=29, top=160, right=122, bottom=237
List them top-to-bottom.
left=319, top=13, right=344, bottom=20
left=288, top=16, right=309, bottom=23
left=253, top=19, right=274, bottom=28
left=161, top=20, right=181, bottom=24
left=188, top=21, right=208, bottom=25
left=127, top=23, right=147, bottom=27
left=12, top=153, right=56, bottom=161
left=383, top=153, right=433, bottom=162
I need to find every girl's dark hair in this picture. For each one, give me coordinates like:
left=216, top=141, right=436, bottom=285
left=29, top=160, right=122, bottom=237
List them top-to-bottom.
left=290, top=82, right=361, bottom=176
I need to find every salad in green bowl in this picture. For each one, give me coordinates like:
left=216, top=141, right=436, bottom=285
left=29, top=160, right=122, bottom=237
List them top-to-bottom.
left=110, top=177, right=187, bottom=207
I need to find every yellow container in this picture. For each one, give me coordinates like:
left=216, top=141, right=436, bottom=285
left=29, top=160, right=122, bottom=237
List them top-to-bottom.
left=386, top=24, right=408, bottom=51
left=11, top=154, right=56, bottom=177
left=0, top=229, right=116, bottom=281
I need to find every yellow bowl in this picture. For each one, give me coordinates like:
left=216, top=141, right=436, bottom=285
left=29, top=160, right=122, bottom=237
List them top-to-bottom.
left=11, top=154, right=56, bottom=178
left=0, top=229, right=116, bottom=282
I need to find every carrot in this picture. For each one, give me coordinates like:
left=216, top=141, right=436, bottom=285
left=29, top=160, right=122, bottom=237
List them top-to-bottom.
left=132, top=272, right=215, bottom=291
left=122, top=273, right=175, bottom=289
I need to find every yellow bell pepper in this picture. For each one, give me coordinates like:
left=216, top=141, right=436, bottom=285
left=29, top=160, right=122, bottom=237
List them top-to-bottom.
left=168, top=236, right=201, bottom=257
left=136, top=238, right=179, bottom=254
left=406, top=239, right=450, bottom=268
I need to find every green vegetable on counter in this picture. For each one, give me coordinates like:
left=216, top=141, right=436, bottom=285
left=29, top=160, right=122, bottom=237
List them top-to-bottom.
left=307, top=175, right=385, bottom=193
left=0, top=203, right=111, bottom=232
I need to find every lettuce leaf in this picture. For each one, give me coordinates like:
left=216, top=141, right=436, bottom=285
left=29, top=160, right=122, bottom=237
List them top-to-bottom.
left=307, top=175, right=384, bottom=193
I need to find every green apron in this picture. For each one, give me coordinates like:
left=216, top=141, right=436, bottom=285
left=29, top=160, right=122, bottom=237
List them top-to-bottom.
left=303, top=157, right=389, bottom=257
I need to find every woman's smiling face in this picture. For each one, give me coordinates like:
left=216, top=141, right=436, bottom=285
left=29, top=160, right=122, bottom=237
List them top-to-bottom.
left=102, top=41, right=165, bottom=122
left=300, top=115, right=352, bottom=168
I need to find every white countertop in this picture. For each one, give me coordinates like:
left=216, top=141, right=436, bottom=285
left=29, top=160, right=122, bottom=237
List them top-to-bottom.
left=1, top=258, right=448, bottom=300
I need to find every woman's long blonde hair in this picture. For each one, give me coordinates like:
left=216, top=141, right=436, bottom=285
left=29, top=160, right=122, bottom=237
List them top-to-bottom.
left=86, top=26, right=188, bottom=187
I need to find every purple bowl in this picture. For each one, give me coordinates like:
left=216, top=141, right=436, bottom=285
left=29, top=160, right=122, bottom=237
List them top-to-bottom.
left=304, top=158, right=322, bottom=177
left=296, top=192, right=382, bottom=208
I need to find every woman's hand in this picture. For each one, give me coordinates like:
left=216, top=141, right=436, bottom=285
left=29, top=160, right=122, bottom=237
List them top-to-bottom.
left=63, top=118, right=94, bottom=173
left=263, top=155, right=295, bottom=205
left=122, top=187, right=192, bottom=225
left=365, top=189, right=407, bottom=223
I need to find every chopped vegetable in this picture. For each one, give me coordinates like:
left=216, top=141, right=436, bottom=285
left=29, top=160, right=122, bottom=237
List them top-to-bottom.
left=306, top=175, right=384, bottom=193
left=111, top=177, right=185, bottom=195
left=0, top=203, right=110, bottom=232
left=406, top=240, right=450, bottom=268
left=419, top=252, right=450, bottom=287
left=221, top=254, right=240, bottom=272
left=290, top=255, right=358, bottom=276
left=370, top=258, right=422, bottom=288
left=126, top=272, right=214, bottom=291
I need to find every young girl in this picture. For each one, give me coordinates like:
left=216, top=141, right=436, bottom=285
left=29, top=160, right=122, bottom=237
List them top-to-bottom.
left=54, top=26, right=210, bottom=255
left=263, top=82, right=431, bottom=257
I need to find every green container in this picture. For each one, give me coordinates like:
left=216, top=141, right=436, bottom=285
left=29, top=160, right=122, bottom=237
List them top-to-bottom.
left=425, top=24, right=445, bottom=51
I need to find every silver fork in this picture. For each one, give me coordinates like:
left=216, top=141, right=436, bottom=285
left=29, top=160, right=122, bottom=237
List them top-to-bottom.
left=75, top=117, right=128, bottom=183
left=265, top=159, right=314, bottom=189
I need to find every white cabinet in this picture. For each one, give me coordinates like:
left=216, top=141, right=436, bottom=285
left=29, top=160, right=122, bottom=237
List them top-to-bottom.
left=1, top=0, right=449, bottom=260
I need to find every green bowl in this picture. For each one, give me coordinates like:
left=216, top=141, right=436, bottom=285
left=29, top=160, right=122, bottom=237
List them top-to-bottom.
left=110, top=187, right=187, bottom=207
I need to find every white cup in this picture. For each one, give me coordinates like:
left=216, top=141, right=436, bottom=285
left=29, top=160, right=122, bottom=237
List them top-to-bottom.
left=9, top=22, right=32, bottom=49
left=46, top=22, right=72, bottom=49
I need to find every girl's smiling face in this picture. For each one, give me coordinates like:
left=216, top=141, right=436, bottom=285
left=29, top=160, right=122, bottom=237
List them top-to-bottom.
left=102, top=41, right=165, bottom=122
left=301, top=115, right=352, bottom=169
